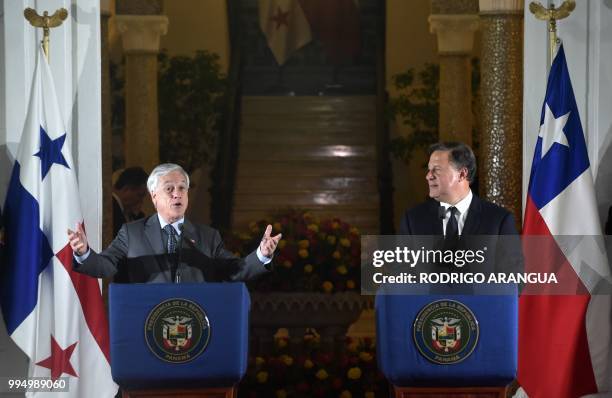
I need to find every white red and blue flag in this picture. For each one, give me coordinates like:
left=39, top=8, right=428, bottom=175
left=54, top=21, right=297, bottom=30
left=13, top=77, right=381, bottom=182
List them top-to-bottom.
left=518, top=45, right=611, bottom=397
left=0, top=47, right=117, bottom=397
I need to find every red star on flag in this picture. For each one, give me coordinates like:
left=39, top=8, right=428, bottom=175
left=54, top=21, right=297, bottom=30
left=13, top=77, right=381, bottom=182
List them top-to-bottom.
left=270, top=6, right=290, bottom=29
left=36, top=336, right=79, bottom=380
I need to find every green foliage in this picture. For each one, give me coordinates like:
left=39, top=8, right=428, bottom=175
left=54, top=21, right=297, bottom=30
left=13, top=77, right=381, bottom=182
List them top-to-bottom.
left=158, top=50, right=227, bottom=173
left=387, top=60, right=480, bottom=163
left=387, top=63, right=439, bottom=163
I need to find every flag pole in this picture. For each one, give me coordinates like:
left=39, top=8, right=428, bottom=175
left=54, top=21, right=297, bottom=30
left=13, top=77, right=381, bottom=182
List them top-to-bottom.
left=528, top=0, right=576, bottom=67
left=23, top=7, right=69, bottom=61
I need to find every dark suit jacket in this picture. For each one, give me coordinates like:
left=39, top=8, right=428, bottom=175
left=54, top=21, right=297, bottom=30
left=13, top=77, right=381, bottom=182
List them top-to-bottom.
left=399, top=195, right=520, bottom=274
left=112, top=196, right=145, bottom=237
left=400, top=196, right=517, bottom=236
left=74, top=214, right=270, bottom=283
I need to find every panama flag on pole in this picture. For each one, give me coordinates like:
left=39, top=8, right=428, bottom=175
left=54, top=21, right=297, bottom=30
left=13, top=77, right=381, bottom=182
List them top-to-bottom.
left=518, top=45, right=611, bottom=397
left=0, top=47, right=117, bottom=397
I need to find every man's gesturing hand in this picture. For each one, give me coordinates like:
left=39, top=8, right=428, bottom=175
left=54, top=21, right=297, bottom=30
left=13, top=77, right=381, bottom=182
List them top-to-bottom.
left=67, top=223, right=89, bottom=256
left=259, top=224, right=282, bottom=258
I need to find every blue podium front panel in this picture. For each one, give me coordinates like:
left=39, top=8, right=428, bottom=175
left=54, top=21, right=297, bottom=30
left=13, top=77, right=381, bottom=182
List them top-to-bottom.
left=109, top=283, right=250, bottom=389
left=376, top=284, right=517, bottom=387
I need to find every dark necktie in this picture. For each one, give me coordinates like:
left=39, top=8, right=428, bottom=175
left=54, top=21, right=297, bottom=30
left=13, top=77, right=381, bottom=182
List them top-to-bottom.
left=445, top=206, right=459, bottom=240
left=164, top=224, right=177, bottom=254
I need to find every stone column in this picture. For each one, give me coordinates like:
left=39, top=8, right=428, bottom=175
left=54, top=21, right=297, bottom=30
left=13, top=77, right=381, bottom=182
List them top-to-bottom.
left=479, top=0, right=523, bottom=228
left=115, top=1, right=167, bottom=171
left=429, top=1, right=479, bottom=144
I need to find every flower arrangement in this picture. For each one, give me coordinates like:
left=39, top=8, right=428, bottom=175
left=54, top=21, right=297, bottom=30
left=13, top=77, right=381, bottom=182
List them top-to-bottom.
left=226, top=209, right=361, bottom=293
left=239, top=329, right=387, bottom=398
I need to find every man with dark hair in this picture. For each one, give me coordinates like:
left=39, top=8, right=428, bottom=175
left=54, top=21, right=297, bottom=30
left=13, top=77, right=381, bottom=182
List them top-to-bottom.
left=400, top=142, right=517, bottom=236
left=113, top=167, right=149, bottom=236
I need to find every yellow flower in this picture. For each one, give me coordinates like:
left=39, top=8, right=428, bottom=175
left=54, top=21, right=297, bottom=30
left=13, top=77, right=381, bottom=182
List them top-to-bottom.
left=332, top=221, right=340, bottom=229
left=273, top=222, right=282, bottom=231
left=307, top=224, right=319, bottom=232
left=350, top=226, right=360, bottom=235
left=327, top=235, right=337, bottom=245
left=340, top=238, right=351, bottom=247
left=278, top=239, right=287, bottom=249
left=298, top=239, right=310, bottom=249
left=298, top=249, right=309, bottom=258
left=332, top=250, right=341, bottom=260
left=282, top=260, right=292, bottom=268
left=304, top=264, right=313, bottom=273
left=336, top=265, right=348, bottom=275
left=346, top=280, right=355, bottom=289
left=322, top=281, right=334, bottom=293
left=276, top=339, right=288, bottom=348
left=347, top=341, right=359, bottom=352
left=359, top=352, right=373, bottom=362
left=280, top=354, right=294, bottom=366
left=255, top=356, right=265, bottom=366
left=304, top=359, right=314, bottom=369
left=347, top=367, right=362, bottom=380
left=315, top=369, right=329, bottom=380
left=256, top=371, right=268, bottom=383
left=276, top=390, right=287, bottom=398
left=340, top=391, right=352, bottom=398
left=365, top=392, right=375, bottom=398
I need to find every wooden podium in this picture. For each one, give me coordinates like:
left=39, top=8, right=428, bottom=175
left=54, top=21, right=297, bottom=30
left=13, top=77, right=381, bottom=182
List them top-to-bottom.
left=122, top=386, right=237, bottom=398
left=393, top=386, right=507, bottom=398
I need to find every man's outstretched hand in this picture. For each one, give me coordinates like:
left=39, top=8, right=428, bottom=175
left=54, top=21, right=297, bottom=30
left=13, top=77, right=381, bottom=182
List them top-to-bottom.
left=67, top=223, right=89, bottom=256
left=259, top=224, right=282, bottom=258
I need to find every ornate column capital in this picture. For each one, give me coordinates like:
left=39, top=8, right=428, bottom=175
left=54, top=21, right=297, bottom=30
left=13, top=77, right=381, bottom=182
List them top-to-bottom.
left=479, top=0, right=524, bottom=14
left=428, top=14, right=480, bottom=54
left=114, top=15, right=168, bottom=54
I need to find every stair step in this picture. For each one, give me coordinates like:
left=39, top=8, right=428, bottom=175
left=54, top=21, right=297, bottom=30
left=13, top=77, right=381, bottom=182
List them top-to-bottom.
left=242, top=96, right=376, bottom=114
left=238, top=145, right=375, bottom=161
left=235, top=159, right=378, bottom=177
left=235, top=176, right=376, bottom=192
left=234, top=191, right=379, bottom=208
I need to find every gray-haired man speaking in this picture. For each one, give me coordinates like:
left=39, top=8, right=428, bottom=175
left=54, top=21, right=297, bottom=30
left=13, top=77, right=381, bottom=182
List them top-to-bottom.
left=68, top=163, right=281, bottom=283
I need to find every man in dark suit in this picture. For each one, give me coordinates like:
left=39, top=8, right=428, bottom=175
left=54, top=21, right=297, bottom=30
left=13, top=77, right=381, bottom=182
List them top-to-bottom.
left=400, top=142, right=519, bottom=275
left=68, top=163, right=281, bottom=283
left=112, top=167, right=148, bottom=237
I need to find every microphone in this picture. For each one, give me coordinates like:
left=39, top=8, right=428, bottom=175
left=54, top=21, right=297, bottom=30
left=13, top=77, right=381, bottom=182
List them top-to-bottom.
left=438, top=205, right=447, bottom=220
left=173, top=223, right=184, bottom=283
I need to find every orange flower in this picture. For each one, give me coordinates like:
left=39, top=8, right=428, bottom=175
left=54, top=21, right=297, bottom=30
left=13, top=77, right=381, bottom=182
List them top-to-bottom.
left=307, top=224, right=319, bottom=232
left=298, top=239, right=310, bottom=249
left=298, top=249, right=309, bottom=258
left=332, top=251, right=341, bottom=260
left=336, top=265, right=348, bottom=275
left=346, top=280, right=355, bottom=289
left=322, top=281, right=334, bottom=293
left=359, top=352, right=373, bottom=362
left=303, top=359, right=314, bottom=369
left=347, top=367, right=362, bottom=380
left=315, top=369, right=329, bottom=380
left=256, top=371, right=268, bottom=383
left=340, top=391, right=352, bottom=398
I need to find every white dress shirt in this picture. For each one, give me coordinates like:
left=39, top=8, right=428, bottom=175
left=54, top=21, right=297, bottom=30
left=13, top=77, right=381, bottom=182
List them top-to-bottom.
left=439, top=190, right=473, bottom=236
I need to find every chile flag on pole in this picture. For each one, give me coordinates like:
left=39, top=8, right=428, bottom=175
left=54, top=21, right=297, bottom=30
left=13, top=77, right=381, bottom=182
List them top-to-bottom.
left=518, top=45, right=611, bottom=397
left=0, top=47, right=117, bottom=397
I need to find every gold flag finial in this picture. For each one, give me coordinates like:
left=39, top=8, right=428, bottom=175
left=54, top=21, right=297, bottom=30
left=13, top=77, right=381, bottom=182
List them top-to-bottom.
left=529, top=1, right=576, bottom=66
left=24, top=8, right=68, bottom=61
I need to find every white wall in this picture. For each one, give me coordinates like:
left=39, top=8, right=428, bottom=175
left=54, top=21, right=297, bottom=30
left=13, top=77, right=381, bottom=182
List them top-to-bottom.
left=0, top=0, right=101, bottom=385
left=523, top=0, right=612, bottom=227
